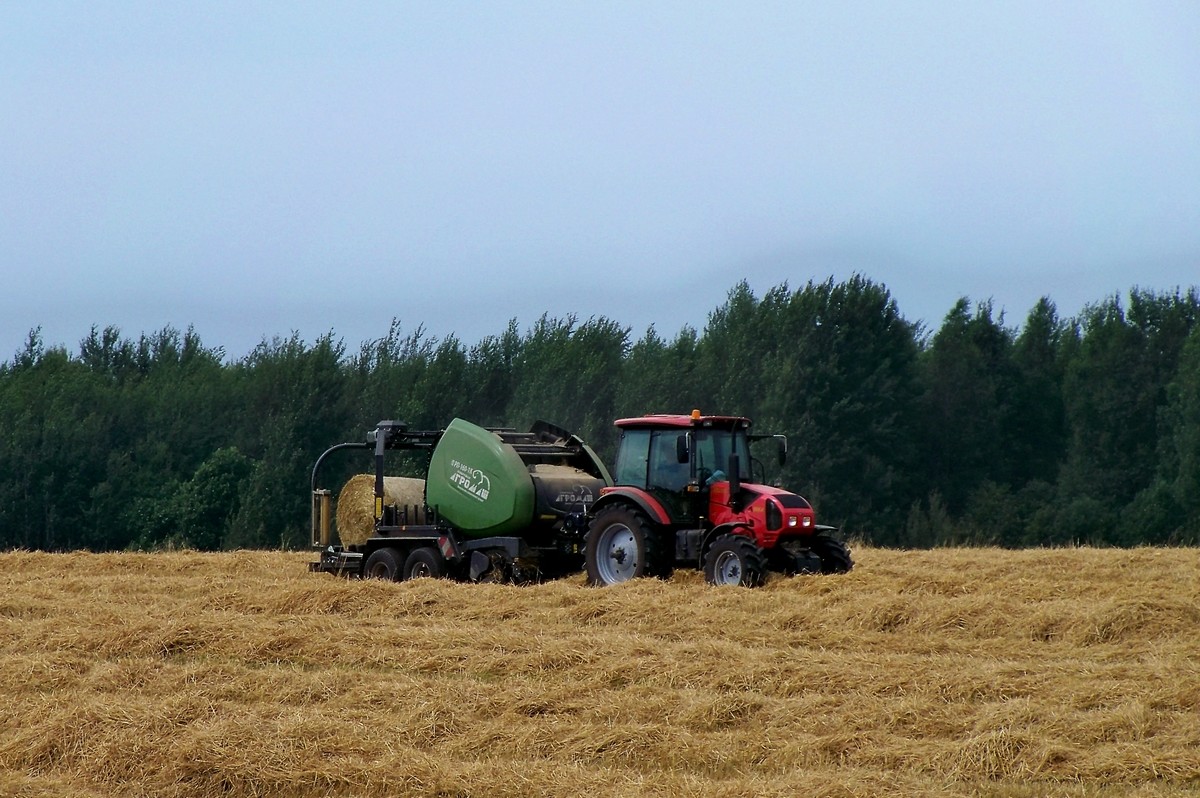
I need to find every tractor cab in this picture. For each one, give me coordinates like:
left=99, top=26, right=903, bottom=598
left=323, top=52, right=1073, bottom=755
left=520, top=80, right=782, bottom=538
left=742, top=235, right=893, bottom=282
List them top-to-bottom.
left=610, top=410, right=775, bottom=524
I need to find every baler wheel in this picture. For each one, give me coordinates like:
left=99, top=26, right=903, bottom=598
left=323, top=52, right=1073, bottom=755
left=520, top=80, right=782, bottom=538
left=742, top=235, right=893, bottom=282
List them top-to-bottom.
left=703, top=535, right=767, bottom=587
left=363, top=547, right=404, bottom=581
left=403, top=547, right=446, bottom=580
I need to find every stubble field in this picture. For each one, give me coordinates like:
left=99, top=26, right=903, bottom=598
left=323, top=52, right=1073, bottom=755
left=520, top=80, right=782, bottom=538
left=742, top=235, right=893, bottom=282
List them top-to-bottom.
left=1, top=545, right=1198, bottom=797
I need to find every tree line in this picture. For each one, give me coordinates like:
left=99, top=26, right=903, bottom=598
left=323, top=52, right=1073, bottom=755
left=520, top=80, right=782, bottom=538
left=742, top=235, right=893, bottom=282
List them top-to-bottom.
left=2, top=275, right=1198, bottom=551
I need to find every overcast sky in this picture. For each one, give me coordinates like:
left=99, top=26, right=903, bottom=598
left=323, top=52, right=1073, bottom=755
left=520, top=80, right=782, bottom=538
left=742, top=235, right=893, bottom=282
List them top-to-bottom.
left=2, top=2, right=1198, bottom=360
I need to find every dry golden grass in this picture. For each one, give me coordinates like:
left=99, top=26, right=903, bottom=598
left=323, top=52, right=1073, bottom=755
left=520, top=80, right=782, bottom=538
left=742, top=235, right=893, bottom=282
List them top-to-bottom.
left=1, top=546, right=1198, bottom=797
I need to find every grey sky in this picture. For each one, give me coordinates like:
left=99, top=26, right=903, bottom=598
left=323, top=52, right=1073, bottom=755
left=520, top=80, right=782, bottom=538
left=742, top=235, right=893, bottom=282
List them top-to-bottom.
left=3, top=1, right=1198, bottom=359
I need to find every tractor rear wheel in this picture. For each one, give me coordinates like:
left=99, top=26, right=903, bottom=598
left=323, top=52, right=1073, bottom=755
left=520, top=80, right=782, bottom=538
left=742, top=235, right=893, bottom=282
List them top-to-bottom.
left=586, top=505, right=671, bottom=585
left=703, top=534, right=767, bottom=587
left=810, top=534, right=853, bottom=574
left=403, top=546, right=446, bottom=580
left=363, top=547, right=404, bottom=581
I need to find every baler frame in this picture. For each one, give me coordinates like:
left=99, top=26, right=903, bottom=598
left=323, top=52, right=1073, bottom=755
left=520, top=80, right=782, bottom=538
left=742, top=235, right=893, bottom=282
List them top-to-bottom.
left=308, top=418, right=605, bottom=582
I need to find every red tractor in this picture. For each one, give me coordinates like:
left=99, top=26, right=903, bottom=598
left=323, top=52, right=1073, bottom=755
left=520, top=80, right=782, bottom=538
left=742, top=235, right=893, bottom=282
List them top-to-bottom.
left=584, top=410, right=852, bottom=586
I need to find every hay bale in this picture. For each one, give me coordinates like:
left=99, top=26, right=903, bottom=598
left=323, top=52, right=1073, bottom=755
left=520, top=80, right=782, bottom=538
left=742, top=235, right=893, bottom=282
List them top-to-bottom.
left=335, top=474, right=427, bottom=547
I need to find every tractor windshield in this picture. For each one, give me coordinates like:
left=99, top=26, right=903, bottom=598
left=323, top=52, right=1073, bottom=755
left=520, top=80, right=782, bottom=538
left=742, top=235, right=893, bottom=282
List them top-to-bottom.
left=612, top=423, right=754, bottom=492
left=693, top=428, right=752, bottom=483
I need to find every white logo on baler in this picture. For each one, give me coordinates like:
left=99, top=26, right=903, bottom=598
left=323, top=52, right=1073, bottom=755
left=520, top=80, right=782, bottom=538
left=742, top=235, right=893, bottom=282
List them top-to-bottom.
left=449, top=459, right=491, bottom=502
left=556, top=485, right=595, bottom=505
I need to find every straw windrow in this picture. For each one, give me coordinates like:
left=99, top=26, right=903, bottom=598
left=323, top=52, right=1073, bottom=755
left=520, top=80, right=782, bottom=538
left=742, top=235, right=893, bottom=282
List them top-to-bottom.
left=0, top=547, right=1197, bottom=796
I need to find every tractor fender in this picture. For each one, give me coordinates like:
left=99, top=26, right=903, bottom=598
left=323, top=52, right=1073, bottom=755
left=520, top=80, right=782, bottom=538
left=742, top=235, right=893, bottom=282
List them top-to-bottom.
left=589, top=487, right=671, bottom=526
left=696, top=522, right=756, bottom=568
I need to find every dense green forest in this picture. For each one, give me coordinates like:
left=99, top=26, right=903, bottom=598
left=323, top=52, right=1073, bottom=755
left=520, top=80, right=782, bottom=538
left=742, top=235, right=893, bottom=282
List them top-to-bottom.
left=2, top=276, right=1199, bottom=551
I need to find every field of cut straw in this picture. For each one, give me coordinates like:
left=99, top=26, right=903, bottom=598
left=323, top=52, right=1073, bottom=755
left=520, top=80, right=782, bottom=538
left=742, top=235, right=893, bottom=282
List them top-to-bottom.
left=1, top=546, right=1198, bottom=797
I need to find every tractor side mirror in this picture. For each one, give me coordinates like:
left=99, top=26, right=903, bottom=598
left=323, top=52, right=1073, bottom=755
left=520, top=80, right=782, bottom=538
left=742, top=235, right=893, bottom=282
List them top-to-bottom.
left=676, top=433, right=690, bottom=464
left=776, top=434, right=788, bottom=466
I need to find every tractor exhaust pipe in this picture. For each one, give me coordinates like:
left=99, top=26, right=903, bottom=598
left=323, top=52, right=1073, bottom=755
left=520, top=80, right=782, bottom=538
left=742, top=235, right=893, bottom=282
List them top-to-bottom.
left=728, top=453, right=742, bottom=513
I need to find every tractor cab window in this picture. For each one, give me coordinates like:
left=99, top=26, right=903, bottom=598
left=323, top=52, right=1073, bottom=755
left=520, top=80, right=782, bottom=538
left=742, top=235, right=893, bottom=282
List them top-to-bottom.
left=613, top=428, right=651, bottom=486
left=693, top=428, right=752, bottom=483
left=647, top=431, right=689, bottom=493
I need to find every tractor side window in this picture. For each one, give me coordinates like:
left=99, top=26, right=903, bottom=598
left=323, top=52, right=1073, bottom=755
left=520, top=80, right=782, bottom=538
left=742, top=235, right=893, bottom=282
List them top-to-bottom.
left=613, top=429, right=651, bottom=486
left=648, top=431, right=689, bottom=493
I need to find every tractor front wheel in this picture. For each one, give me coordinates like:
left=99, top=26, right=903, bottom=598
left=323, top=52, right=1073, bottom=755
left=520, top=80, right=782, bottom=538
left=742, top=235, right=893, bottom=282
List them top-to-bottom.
left=586, top=505, right=670, bottom=586
left=810, top=533, right=854, bottom=574
left=703, top=534, right=767, bottom=587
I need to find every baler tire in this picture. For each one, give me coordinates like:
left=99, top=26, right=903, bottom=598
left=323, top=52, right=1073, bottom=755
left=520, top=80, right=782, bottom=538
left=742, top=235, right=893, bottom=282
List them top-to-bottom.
left=585, top=505, right=671, bottom=586
left=703, top=534, right=767, bottom=587
left=810, top=534, right=853, bottom=574
left=363, top=547, right=404, bottom=582
left=403, top=547, right=446, bottom=580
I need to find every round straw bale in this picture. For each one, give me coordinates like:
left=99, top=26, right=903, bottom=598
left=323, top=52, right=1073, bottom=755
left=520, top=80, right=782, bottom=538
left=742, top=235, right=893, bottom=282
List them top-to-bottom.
left=335, top=474, right=427, bottom=547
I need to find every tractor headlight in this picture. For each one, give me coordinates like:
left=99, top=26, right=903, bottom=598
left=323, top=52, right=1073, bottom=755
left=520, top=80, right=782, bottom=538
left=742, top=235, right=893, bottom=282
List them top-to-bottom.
left=787, top=515, right=798, bottom=528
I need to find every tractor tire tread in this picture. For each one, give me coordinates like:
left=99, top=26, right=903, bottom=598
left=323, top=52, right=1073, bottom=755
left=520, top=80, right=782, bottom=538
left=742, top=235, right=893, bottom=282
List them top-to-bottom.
left=585, top=504, right=672, bottom=585
left=703, top=533, right=767, bottom=587
left=811, top=534, right=854, bottom=574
